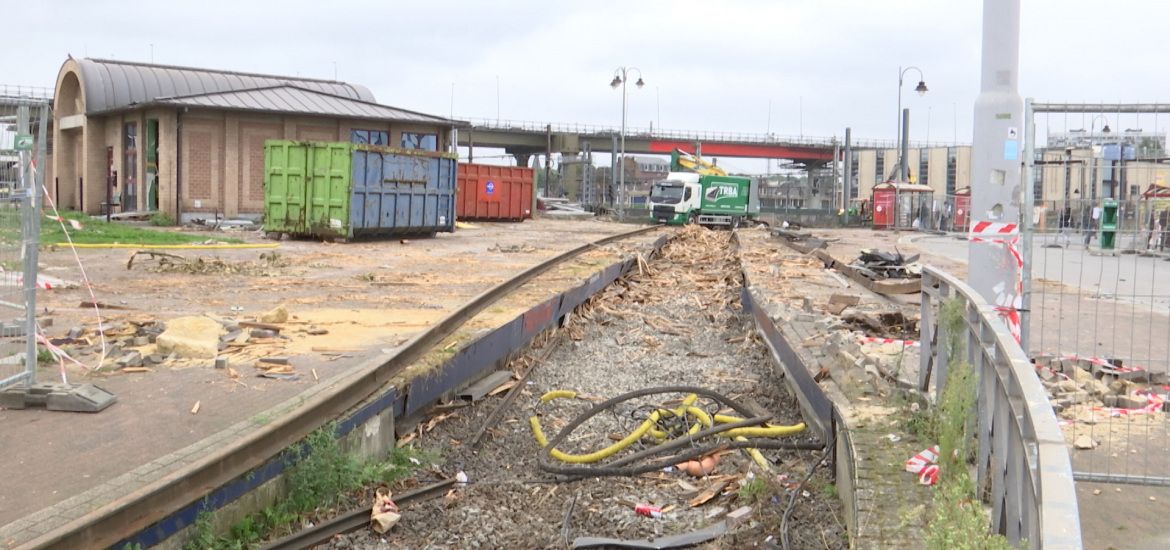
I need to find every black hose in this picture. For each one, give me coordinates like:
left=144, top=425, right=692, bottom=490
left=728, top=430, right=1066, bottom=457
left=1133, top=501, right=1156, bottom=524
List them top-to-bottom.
left=605, top=415, right=773, bottom=468
left=781, top=434, right=836, bottom=550
left=540, top=439, right=824, bottom=478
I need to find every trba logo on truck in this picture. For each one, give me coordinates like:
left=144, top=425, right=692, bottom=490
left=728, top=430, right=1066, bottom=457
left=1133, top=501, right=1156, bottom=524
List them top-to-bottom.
left=705, top=183, right=740, bottom=202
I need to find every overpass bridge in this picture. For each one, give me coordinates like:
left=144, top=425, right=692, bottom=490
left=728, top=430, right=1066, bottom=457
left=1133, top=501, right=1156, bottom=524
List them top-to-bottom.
left=455, top=117, right=954, bottom=167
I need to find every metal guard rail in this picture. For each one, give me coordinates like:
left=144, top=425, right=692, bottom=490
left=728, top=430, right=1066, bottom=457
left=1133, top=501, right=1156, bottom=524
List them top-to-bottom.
left=919, top=266, right=1081, bottom=549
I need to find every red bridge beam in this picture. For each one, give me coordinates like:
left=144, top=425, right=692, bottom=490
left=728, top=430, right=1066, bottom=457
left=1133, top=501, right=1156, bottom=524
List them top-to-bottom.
left=648, top=140, right=834, bottom=162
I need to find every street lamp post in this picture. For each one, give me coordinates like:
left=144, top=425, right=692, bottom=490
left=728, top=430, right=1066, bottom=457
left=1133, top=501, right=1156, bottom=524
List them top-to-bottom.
left=896, top=66, right=927, bottom=229
left=611, top=67, right=644, bottom=218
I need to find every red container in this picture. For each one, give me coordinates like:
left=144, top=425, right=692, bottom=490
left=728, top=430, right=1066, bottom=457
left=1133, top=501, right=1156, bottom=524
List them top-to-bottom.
left=456, top=163, right=534, bottom=221
left=872, top=183, right=896, bottom=228
left=954, top=187, right=971, bottom=231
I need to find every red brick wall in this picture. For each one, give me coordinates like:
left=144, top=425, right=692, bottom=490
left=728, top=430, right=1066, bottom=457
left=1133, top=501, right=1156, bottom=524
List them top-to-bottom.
left=181, top=118, right=223, bottom=211
left=239, top=121, right=283, bottom=212
left=296, top=125, right=337, bottom=142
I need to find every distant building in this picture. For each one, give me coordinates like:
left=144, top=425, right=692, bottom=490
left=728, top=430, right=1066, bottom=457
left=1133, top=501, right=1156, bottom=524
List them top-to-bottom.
left=52, top=57, right=461, bottom=220
left=1038, top=130, right=1167, bottom=202
left=850, top=146, right=972, bottom=201
left=620, top=155, right=669, bottom=190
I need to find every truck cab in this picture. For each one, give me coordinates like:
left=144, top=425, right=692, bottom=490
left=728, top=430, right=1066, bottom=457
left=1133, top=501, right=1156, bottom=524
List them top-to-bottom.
left=648, top=172, right=702, bottom=225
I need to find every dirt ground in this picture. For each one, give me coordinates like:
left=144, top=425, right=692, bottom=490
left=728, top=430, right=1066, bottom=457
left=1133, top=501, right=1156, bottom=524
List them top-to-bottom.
left=0, top=218, right=657, bottom=527
left=334, top=226, right=845, bottom=550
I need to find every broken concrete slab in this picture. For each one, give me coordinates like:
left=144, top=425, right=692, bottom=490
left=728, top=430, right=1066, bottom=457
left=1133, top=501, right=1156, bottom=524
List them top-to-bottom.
left=825, top=294, right=861, bottom=315
left=259, top=305, right=289, bottom=324
left=156, top=316, right=226, bottom=359
left=116, top=351, right=143, bottom=369
left=0, top=382, right=117, bottom=412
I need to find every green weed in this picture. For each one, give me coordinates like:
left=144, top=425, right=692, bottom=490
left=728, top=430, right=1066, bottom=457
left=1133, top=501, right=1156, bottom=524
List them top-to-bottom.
left=41, top=210, right=241, bottom=245
left=149, top=212, right=176, bottom=227
left=925, top=298, right=1014, bottom=550
left=183, top=424, right=430, bottom=550
left=737, top=477, right=768, bottom=502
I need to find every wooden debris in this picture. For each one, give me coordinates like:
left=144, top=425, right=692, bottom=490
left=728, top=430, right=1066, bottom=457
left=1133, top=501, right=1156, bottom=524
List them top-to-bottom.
left=190, top=400, right=201, bottom=415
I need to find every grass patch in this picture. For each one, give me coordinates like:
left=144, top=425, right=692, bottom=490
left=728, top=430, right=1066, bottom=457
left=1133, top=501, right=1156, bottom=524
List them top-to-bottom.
left=40, top=211, right=241, bottom=245
left=150, top=212, right=176, bottom=227
left=925, top=299, right=1015, bottom=550
left=184, top=423, right=432, bottom=550
left=737, top=476, right=768, bottom=502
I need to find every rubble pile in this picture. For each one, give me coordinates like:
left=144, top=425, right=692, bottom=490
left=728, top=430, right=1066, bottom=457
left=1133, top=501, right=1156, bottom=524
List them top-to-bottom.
left=850, top=249, right=922, bottom=281
left=47, top=305, right=328, bottom=380
left=1033, top=355, right=1170, bottom=417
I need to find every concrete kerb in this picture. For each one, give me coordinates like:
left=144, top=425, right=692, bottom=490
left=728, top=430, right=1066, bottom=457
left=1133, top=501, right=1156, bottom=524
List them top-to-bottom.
left=8, top=228, right=667, bottom=549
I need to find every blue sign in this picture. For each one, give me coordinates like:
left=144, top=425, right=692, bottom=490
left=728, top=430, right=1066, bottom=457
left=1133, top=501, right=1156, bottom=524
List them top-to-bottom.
left=1003, top=139, right=1018, bottom=161
left=485, top=180, right=495, bottom=195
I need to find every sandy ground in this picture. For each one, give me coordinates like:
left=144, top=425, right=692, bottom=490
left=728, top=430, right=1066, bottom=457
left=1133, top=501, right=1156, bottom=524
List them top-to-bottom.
left=0, top=218, right=659, bottom=527
left=333, top=227, right=844, bottom=550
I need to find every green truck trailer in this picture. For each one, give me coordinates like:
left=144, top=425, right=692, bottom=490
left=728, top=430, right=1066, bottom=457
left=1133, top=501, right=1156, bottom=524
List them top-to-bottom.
left=647, top=172, right=760, bottom=227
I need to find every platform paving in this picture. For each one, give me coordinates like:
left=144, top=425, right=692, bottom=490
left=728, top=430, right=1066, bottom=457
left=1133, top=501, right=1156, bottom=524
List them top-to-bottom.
left=0, top=218, right=655, bottom=547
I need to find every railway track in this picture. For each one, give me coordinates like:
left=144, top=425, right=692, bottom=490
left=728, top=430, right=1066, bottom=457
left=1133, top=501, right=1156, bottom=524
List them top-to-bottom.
left=27, top=225, right=661, bottom=550
left=308, top=226, right=844, bottom=550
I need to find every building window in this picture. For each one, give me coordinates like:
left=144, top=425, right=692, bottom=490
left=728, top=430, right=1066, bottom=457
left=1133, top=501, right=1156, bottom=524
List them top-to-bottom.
left=123, top=122, right=138, bottom=210
left=350, top=129, right=388, bottom=145
left=401, top=132, right=438, bottom=151
left=946, top=147, right=957, bottom=195
left=919, top=151, right=929, bottom=187
left=875, top=153, right=885, bottom=183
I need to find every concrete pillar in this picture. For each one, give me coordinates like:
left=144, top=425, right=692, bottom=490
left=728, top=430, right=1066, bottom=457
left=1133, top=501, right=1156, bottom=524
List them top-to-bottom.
left=969, top=0, right=1024, bottom=334
left=513, top=152, right=531, bottom=168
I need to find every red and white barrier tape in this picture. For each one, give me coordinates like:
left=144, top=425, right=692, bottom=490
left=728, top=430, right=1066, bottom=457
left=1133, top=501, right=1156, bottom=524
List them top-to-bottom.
left=969, top=221, right=1024, bottom=343
left=859, top=337, right=920, bottom=348
left=905, top=445, right=940, bottom=486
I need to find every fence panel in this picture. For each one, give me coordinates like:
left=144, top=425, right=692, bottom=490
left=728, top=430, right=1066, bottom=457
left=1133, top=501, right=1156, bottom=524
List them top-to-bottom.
left=0, top=96, right=46, bottom=390
left=1027, top=160, right=1170, bottom=485
left=920, top=267, right=1082, bottom=549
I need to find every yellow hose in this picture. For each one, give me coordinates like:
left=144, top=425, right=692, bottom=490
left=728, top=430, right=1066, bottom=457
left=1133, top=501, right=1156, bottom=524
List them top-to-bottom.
left=58, top=243, right=280, bottom=249
left=540, top=390, right=577, bottom=403
left=531, top=391, right=805, bottom=465
left=531, top=410, right=662, bottom=463
left=714, top=414, right=807, bottom=438
left=736, top=436, right=773, bottom=471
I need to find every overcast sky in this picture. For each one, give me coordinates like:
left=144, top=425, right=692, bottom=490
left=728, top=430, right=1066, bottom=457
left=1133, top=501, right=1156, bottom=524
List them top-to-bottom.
left=6, top=1, right=1170, bottom=170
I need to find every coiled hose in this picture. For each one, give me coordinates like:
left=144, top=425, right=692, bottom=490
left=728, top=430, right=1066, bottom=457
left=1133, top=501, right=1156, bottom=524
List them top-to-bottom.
left=529, top=385, right=816, bottom=477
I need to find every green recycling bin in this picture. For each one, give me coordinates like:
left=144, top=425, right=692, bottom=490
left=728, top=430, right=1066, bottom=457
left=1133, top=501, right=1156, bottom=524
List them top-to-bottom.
left=1098, top=199, right=1118, bottom=250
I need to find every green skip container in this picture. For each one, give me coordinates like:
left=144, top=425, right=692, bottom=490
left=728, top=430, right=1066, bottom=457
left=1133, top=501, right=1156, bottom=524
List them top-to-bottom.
left=263, top=140, right=456, bottom=239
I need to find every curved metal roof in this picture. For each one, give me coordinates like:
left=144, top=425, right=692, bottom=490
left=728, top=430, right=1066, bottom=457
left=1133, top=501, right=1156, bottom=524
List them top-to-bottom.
left=73, top=58, right=376, bottom=114
left=155, top=85, right=457, bottom=124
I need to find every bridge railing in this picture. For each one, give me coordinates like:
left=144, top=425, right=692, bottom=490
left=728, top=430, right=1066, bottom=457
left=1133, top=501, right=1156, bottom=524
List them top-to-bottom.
left=0, top=85, right=53, bottom=101
left=460, top=116, right=964, bottom=150
left=919, top=266, right=1081, bottom=549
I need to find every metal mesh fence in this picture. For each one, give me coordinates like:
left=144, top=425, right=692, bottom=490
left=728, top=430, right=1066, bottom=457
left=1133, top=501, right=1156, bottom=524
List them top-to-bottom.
left=0, top=97, right=46, bottom=390
left=1027, top=165, right=1170, bottom=485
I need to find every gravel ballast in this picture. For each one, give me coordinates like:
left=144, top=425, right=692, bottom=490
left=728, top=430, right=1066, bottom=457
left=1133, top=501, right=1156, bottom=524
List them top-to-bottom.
left=333, top=226, right=847, bottom=549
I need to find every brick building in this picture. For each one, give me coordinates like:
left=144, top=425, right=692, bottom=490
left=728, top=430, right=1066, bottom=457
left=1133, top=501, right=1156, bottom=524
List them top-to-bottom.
left=52, top=57, right=460, bottom=220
